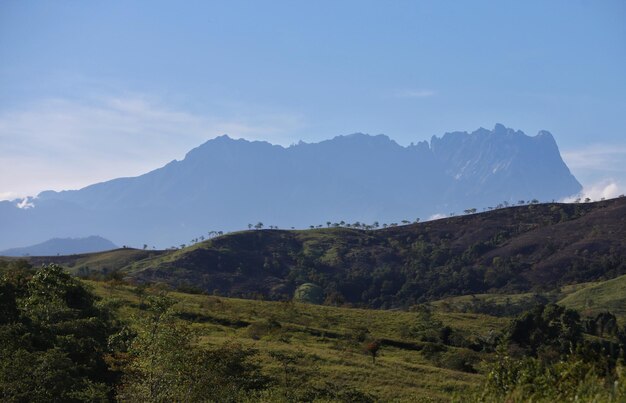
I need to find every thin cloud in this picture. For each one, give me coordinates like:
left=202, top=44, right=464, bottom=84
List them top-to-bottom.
left=394, top=89, right=436, bottom=98
left=0, top=94, right=305, bottom=199
left=562, top=145, right=626, bottom=172
left=0, top=192, right=17, bottom=201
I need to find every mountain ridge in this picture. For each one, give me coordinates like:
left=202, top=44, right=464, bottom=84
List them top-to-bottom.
left=1, top=124, right=581, bottom=249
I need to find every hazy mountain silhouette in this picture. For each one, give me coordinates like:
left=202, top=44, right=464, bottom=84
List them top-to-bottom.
left=0, top=124, right=581, bottom=249
left=0, top=235, right=117, bottom=257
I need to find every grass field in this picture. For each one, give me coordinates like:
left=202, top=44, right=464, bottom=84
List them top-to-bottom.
left=558, top=273, right=626, bottom=321
left=88, top=280, right=508, bottom=401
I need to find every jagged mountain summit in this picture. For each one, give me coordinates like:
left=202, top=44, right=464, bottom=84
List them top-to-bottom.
left=0, top=124, right=581, bottom=250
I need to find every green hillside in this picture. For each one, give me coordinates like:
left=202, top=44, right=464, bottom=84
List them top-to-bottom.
left=6, top=198, right=625, bottom=310
left=123, top=198, right=626, bottom=307
left=23, top=248, right=171, bottom=276
left=559, top=273, right=626, bottom=320
left=89, top=280, right=503, bottom=401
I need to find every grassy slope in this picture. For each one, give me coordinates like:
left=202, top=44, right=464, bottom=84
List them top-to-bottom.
left=21, top=248, right=172, bottom=274
left=558, top=273, right=626, bottom=320
left=89, top=280, right=506, bottom=401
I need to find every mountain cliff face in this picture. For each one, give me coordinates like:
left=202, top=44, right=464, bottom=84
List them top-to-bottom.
left=0, top=124, right=581, bottom=249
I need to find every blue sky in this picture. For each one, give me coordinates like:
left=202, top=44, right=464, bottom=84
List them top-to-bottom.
left=1, top=0, right=625, bottom=200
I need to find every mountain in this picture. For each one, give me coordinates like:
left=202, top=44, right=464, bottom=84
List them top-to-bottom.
left=0, top=124, right=581, bottom=249
left=0, top=235, right=117, bottom=257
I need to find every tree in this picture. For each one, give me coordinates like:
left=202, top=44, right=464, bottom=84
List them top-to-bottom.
left=254, top=222, right=264, bottom=230
left=0, top=264, right=117, bottom=401
left=293, top=283, right=324, bottom=305
left=118, top=295, right=192, bottom=401
left=119, top=295, right=269, bottom=401
left=506, top=304, right=582, bottom=358
left=365, top=340, right=381, bottom=364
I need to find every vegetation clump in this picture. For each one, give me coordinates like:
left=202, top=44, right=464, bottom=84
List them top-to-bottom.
left=0, top=264, right=118, bottom=401
left=293, top=282, right=324, bottom=305
left=470, top=303, right=626, bottom=402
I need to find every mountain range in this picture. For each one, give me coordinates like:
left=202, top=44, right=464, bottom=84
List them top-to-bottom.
left=0, top=124, right=581, bottom=250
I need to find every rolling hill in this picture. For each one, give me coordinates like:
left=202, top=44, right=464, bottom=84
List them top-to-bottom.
left=13, top=198, right=625, bottom=309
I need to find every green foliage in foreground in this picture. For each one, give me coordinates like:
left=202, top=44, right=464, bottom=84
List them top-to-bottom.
left=0, top=264, right=118, bottom=401
left=2, top=265, right=626, bottom=401
left=116, top=294, right=269, bottom=402
left=467, top=303, right=626, bottom=402
left=476, top=354, right=626, bottom=402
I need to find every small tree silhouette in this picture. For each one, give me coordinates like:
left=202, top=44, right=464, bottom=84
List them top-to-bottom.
left=365, top=340, right=381, bottom=364
left=269, top=350, right=305, bottom=387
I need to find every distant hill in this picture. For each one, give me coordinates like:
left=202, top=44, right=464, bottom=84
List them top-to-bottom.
left=0, top=124, right=581, bottom=249
left=0, top=236, right=117, bottom=257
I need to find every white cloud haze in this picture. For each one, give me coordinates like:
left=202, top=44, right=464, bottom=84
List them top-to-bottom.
left=0, top=94, right=304, bottom=200
left=561, top=144, right=626, bottom=202
left=562, top=145, right=626, bottom=172
left=562, top=180, right=624, bottom=203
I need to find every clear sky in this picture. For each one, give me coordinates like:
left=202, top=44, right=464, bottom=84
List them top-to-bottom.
left=1, top=0, right=625, bottom=201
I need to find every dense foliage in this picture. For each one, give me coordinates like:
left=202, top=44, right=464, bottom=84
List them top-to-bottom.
left=0, top=264, right=118, bottom=401
left=0, top=266, right=277, bottom=402
left=116, top=295, right=270, bottom=402
left=472, top=304, right=626, bottom=402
